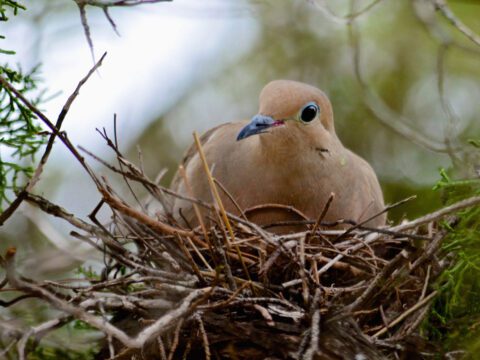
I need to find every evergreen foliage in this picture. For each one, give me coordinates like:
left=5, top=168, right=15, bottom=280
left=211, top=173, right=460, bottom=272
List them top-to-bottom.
left=0, top=0, right=46, bottom=211
left=0, top=0, right=26, bottom=54
left=426, top=150, right=480, bottom=355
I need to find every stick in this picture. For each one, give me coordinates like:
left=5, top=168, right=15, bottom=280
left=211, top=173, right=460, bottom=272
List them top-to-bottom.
left=193, top=132, right=252, bottom=285
left=372, top=291, right=438, bottom=338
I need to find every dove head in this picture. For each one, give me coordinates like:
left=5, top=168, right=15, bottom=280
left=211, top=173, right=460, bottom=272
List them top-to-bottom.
left=237, top=80, right=335, bottom=141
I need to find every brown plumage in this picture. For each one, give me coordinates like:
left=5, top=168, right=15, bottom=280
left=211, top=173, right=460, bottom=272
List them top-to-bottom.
left=170, top=80, right=385, bottom=231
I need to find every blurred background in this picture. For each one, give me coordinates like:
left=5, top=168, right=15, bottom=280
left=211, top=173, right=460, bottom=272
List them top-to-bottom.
left=1, top=0, right=480, bottom=353
left=2, top=0, right=480, bottom=272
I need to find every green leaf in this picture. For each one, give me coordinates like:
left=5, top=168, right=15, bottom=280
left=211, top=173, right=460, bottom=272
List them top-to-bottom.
left=0, top=48, right=15, bottom=55
left=0, top=65, right=47, bottom=210
left=468, top=139, right=480, bottom=149
left=424, top=169, right=480, bottom=354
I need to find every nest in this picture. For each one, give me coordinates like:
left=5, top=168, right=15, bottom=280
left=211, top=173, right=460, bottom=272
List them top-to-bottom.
left=3, top=131, right=475, bottom=360
left=89, top=202, right=452, bottom=360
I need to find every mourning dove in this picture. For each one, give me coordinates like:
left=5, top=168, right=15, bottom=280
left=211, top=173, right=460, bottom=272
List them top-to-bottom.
left=170, top=80, right=385, bottom=231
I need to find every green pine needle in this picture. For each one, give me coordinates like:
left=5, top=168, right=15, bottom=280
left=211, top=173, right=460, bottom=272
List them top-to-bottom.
left=0, top=65, right=47, bottom=210
left=424, top=160, right=480, bottom=355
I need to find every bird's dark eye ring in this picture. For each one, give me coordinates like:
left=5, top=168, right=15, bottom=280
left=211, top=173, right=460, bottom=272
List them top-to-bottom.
left=300, top=103, right=319, bottom=123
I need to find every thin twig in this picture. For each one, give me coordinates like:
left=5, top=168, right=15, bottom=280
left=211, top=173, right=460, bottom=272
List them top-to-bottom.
left=434, top=0, right=480, bottom=48
left=0, top=53, right=106, bottom=225
left=193, top=132, right=252, bottom=286
left=311, top=192, right=334, bottom=236
left=5, top=248, right=209, bottom=349
left=372, top=291, right=438, bottom=338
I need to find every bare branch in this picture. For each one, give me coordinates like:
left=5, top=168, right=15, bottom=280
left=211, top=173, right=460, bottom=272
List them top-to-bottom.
left=72, top=0, right=172, bottom=59
left=434, top=0, right=480, bottom=48
left=0, top=53, right=106, bottom=225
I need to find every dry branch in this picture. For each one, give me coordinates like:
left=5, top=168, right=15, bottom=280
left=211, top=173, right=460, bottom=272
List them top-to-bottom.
left=2, top=1, right=477, bottom=358
left=0, top=53, right=106, bottom=225
left=1, top=135, right=468, bottom=358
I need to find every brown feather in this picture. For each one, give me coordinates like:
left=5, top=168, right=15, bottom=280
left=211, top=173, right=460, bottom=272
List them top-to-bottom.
left=169, top=80, right=385, bottom=232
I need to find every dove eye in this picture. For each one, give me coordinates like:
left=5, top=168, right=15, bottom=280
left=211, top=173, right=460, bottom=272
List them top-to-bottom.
left=299, top=103, right=319, bottom=123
